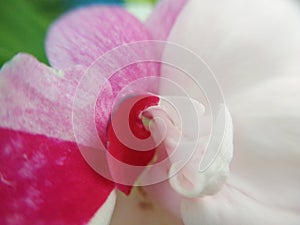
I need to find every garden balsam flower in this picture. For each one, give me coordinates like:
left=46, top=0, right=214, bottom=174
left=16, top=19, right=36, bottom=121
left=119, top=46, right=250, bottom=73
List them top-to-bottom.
left=1, top=1, right=300, bottom=225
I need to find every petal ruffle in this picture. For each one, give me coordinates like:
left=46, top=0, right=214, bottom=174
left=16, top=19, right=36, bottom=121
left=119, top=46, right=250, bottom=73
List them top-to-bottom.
left=145, top=0, right=188, bottom=40
left=166, top=0, right=300, bottom=98
left=46, top=6, right=152, bottom=69
left=169, top=106, right=233, bottom=198
left=0, top=128, right=115, bottom=225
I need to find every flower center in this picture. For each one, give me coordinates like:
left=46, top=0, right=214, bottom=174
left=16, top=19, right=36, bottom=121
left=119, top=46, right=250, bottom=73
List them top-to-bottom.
left=106, top=94, right=160, bottom=194
left=107, top=94, right=234, bottom=198
left=107, top=94, right=159, bottom=165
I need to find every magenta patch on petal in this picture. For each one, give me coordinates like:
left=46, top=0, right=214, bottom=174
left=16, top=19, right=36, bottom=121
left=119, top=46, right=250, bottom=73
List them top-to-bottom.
left=0, top=128, right=114, bottom=225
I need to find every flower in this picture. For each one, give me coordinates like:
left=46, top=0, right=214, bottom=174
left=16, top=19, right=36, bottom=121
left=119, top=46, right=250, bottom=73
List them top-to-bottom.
left=1, top=0, right=300, bottom=225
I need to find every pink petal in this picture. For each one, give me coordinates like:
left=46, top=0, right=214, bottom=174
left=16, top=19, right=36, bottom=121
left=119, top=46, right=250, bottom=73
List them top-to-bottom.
left=145, top=0, right=188, bottom=40
left=165, top=0, right=300, bottom=98
left=46, top=6, right=152, bottom=69
left=46, top=7, right=159, bottom=145
left=0, top=49, right=158, bottom=196
left=0, top=53, right=83, bottom=142
left=0, top=54, right=118, bottom=223
left=0, top=128, right=115, bottom=225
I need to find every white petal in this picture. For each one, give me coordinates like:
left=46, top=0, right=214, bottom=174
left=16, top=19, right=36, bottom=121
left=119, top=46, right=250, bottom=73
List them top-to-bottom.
left=166, top=0, right=300, bottom=98
left=181, top=76, right=300, bottom=224
left=228, top=76, right=300, bottom=211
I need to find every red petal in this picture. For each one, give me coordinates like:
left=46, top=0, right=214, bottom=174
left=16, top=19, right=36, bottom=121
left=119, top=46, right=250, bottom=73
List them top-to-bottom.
left=107, top=95, right=159, bottom=194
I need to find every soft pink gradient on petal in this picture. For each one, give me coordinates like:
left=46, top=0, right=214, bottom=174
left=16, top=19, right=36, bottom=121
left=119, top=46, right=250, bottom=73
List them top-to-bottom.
left=146, top=0, right=188, bottom=40
left=46, top=6, right=152, bottom=69
left=0, top=53, right=84, bottom=142
left=181, top=76, right=300, bottom=224
left=228, top=76, right=300, bottom=212
left=0, top=128, right=115, bottom=225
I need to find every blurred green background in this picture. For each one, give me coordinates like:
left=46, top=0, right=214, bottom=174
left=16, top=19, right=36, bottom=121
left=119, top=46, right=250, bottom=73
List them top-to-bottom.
left=0, top=0, right=157, bottom=67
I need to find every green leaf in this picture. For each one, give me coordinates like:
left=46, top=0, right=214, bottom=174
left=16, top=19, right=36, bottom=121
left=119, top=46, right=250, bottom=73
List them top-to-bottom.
left=0, top=0, right=66, bottom=67
left=0, top=0, right=159, bottom=67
